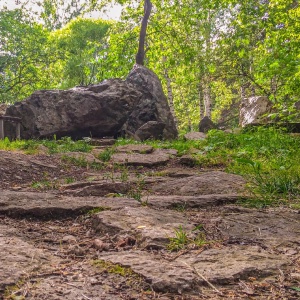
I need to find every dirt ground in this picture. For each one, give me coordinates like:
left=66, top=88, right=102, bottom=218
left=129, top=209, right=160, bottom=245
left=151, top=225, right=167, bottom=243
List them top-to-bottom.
left=0, top=146, right=299, bottom=300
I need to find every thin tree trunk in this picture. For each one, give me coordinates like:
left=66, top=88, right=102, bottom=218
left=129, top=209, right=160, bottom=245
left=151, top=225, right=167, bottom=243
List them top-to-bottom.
left=136, top=0, right=152, bottom=65
left=203, top=10, right=212, bottom=118
left=164, top=69, right=178, bottom=129
left=202, top=78, right=212, bottom=118
left=198, top=83, right=205, bottom=120
left=179, top=88, right=192, bottom=131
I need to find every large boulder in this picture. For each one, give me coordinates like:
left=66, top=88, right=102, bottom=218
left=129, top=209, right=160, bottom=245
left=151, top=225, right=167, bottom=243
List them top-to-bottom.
left=5, top=66, right=178, bottom=140
left=239, top=96, right=273, bottom=127
left=199, top=116, right=216, bottom=133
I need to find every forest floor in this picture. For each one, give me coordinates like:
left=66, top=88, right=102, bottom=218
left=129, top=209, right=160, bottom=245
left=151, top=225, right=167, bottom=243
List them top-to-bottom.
left=0, top=142, right=300, bottom=300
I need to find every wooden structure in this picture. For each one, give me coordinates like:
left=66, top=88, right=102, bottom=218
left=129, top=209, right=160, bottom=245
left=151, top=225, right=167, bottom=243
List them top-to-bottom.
left=0, top=116, right=21, bottom=139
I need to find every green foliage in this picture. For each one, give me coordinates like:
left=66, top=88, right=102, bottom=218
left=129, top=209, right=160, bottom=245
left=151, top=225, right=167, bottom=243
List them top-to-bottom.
left=1, top=0, right=299, bottom=129
left=0, top=8, right=51, bottom=103
left=49, top=17, right=111, bottom=88
left=118, top=127, right=300, bottom=205
left=202, top=128, right=300, bottom=204
left=0, top=136, right=92, bottom=155
left=41, top=137, right=92, bottom=154
left=116, top=138, right=205, bottom=156
left=98, top=148, right=114, bottom=162
left=61, top=154, right=102, bottom=170
left=128, top=175, right=145, bottom=203
left=31, top=179, right=59, bottom=190
left=86, top=207, right=109, bottom=215
left=167, top=225, right=207, bottom=251
left=93, top=260, right=137, bottom=277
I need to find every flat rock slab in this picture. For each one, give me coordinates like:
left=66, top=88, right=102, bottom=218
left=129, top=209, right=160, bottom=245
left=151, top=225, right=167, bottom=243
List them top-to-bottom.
left=184, top=132, right=207, bottom=140
left=89, top=138, right=116, bottom=146
left=115, top=144, right=154, bottom=154
left=111, top=149, right=171, bottom=167
left=0, top=150, right=59, bottom=169
left=156, top=167, right=197, bottom=178
left=150, top=171, right=245, bottom=195
left=63, top=181, right=132, bottom=197
left=0, top=190, right=139, bottom=218
left=144, top=194, right=242, bottom=209
left=92, top=206, right=195, bottom=249
left=220, top=209, right=300, bottom=250
left=0, top=225, right=50, bottom=293
left=99, top=245, right=288, bottom=293
left=181, top=245, right=289, bottom=284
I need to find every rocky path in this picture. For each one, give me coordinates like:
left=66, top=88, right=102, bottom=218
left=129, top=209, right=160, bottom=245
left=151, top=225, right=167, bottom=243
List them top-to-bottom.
left=0, top=144, right=299, bottom=299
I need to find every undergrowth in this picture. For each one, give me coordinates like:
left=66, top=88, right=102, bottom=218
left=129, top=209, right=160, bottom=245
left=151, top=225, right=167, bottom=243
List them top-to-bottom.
left=2, top=127, right=300, bottom=207
left=117, top=127, right=300, bottom=207
left=0, top=136, right=92, bottom=154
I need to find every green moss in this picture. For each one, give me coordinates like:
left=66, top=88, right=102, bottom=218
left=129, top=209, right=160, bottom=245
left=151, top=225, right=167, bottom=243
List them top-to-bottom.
left=86, top=207, right=110, bottom=215
left=92, top=260, right=136, bottom=277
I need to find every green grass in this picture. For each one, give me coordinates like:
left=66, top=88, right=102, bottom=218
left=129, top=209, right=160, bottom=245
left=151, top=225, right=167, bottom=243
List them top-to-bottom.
left=117, top=127, right=300, bottom=206
left=2, top=128, right=300, bottom=207
left=0, top=136, right=92, bottom=154
left=0, top=137, right=38, bottom=153
left=115, top=138, right=205, bottom=156
left=97, top=148, right=114, bottom=162
left=61, top=154, right=103, bottom=170
left=31, top=179, right=59, bottom=190
left=86, top=207, right=110, bottom=215
left=167, top=225, right=208, bottom=251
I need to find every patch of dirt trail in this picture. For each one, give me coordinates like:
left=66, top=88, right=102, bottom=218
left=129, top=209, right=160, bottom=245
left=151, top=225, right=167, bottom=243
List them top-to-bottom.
left=0, top=146, right=299, bottom=299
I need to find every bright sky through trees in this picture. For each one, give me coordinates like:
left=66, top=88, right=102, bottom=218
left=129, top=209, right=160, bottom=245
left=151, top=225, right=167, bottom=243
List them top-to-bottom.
left=0, top=0, right=122, bottom=20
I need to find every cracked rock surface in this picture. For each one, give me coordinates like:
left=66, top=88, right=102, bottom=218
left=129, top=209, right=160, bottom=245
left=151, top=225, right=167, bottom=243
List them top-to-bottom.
left=1, top=145, right=299, bottom=299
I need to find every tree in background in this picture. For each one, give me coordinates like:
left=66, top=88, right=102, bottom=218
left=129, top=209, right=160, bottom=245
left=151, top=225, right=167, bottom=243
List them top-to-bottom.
left=0, top=0, right=298, bottom=130
left=0, top=8, right=51, bottom=103
left=49, top=18, right=111, bottom=88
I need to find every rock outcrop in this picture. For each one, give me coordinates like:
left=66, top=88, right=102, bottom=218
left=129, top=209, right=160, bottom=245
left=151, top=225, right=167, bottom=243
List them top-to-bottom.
left=5, top=66, right=178, bottom=140
left=239, top=96, right=273, bottom=127
left=199, top=116, right=216, bottom=133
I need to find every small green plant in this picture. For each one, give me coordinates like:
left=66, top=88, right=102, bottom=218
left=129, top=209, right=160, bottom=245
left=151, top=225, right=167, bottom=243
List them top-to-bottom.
left=42, top=136, right=92, bottom=154
left=98, top=148, right=114, bottom=162
left=61, top=154, right=88, bottom=167
left=236, top=158, right=300, bottom=198
left=119, top=166, right=129, bottom=182
left=127, top=174, right=145, bottom=202
left=64, top=177, right=76, bottom=184
left=31, top=178, right=59, bottom=190
left=128, top=189, right=142, bottom=202
left=171, top=203, right=187, bottom=212
left=86, top=207, right=109, bottom=215
left=167, top=225, right=207, bottom=251
left=167, top=226, right=189, bottom=251
left=4, top=278, right=27, bottom=300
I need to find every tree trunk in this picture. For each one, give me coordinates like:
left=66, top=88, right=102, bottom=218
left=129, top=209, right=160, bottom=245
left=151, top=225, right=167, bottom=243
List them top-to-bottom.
left=136, top=0, right=152, bottom=65
left=203, top=10, right=212, bottom=118
left=164, top=69, right=178, bottom=129
left=202, top=78, right=212, bottom=118
left=198, top=83, right=205, bottom=120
